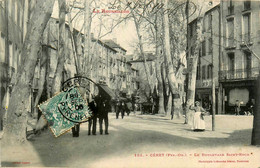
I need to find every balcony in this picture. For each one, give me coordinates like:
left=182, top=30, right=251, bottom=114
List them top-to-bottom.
left=240, top=33, right=253, bottom=46
left=225, top=38, right=236, bottom=50
left=219, top=68, right=259, bottom=81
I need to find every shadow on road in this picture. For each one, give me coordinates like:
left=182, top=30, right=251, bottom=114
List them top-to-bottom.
left=1, top=116, right=253, bottom=167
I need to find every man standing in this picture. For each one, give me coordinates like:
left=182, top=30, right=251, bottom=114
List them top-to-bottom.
left=88, top=96, right=98, bottom=135
left=99, top=96, right=110, bottom=135
left=115, top=99, right=120, bottom=119
left=235, top=100, right=241, bottom=115
left=121, top=101, right=126, bottom=119
left=72, top=124, right=80, bottom=137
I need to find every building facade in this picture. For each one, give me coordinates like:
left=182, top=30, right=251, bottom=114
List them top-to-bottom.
left=0, top=0, right=31, bottom=130
left=189, top=0, right=260, bottom=114
left=219, top=0, right=260, bottom=114
left=0, top=3, right=138, bottom=130
left=188, top=5, right=221, bottom=114
left=45, top=18, right=137, bottom=100
left=103, top=40, right=132, bottom=97
left=128, top=52, right=156, bottom=103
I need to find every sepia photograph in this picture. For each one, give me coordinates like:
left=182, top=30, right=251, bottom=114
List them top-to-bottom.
left=0, top=0, right=260, bottom=167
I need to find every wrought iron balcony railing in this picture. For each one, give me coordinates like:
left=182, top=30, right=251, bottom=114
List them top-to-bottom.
left=240, top=33, right=253, bottom=45
left=219, top=67, right=259, bottom=80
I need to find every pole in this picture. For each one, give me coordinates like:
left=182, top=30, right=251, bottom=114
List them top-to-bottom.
left=184, top=0, right=189, bottom=124
left=211, top=13, right=216, bottom=131
left=212, top=78, right=216, bottom=131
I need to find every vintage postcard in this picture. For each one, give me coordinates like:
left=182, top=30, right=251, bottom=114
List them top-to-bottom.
left=0, top=0, right=260, bottom=167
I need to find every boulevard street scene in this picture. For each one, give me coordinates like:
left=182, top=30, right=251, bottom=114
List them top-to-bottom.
left=0, top=0, right=260, bottom=167
left=1, top=113, right=259, bottom=167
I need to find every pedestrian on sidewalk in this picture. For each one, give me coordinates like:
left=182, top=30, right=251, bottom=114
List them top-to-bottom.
left=99, top=96, right=110, bottom=135
left=115, top=99, right=120, bottom=119
left=246, top=99, right=254, bottom=115
left=235, top=100, right=241, bottom=115
left=120, top=101, right=126, bottom=119
left=190, top=101, right=207, bottom=132
left=126, top=102, right=131, bottom=116
left=72, top=124, right=80, bottom=137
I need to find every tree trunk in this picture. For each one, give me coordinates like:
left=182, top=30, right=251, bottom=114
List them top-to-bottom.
left=3, top=0, right=55, bottom=144
left=52, top=0, right=66, bottom=95
left=84, top=0, right=91, bottom=75
left=162, top=0, right=178, bottom=109
left=184, top=4, right=201, bottom=124
left=67, top=11, right=80, bottom=74
left=132, top=14, right=152, bottom=92
left=154, top=14, right=164, bottom=114
left=75, top=33, right=82, bottom=74
left=155, top=45, right=164, bottom=115
left=33, top=47, right=48, bottom=118
left=184, top=55, right=199, bottom=125
left=161, top=63, right=168, bottom=112
left=173, top=65, right=185, bottom=119
left=251, top=72, right=260, bottom=145
left=157, top=78, right=164, bottom=114
left=1, top=88, right=9, bottom=130
left=166, top=92, right=172, bottom=117
left=173, top=95, right=182, bottom=118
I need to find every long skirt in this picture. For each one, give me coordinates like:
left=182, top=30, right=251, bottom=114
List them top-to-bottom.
left=192, top=112, right=205, bottom=131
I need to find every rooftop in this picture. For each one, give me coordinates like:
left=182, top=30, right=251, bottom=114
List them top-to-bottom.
left=188, top=1, right=220, bottom=24
left=102, top=40, right=127, bottom=52
left=127, top=53, right=156, bottom=63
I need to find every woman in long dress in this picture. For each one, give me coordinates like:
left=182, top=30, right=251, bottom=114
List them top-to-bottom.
left=190, top=101, right=207, bottom=132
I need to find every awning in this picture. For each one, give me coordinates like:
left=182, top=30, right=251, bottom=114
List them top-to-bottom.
left=97, top=84, right=116, bottom=100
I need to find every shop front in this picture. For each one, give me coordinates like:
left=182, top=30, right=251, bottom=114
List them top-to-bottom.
left=195, top=79, right=219, bottom=114
left=221, top=80, right=257, bottom=114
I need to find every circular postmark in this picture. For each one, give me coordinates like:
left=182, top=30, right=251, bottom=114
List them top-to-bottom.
left=59, top=76, right=99, bottom=123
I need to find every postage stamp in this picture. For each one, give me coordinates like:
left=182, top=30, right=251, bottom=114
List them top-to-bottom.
left=38, top=86, right=92, bottom=137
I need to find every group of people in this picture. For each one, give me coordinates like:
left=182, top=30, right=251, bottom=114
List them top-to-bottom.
left=72, top=94, right=110, bottom=137
left=189, top=99, right=255, bottom=132
left=235, top=99, right=254, bottom=116
left=115, top=100, right=130, bottom=119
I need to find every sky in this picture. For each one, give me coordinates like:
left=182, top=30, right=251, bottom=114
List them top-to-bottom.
left=51, top=0, right=221, bottom=55
left=52, top=0, right=138, bottom=55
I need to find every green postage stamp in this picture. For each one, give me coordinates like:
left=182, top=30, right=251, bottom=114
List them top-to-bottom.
left=38, top=87, right=92, bottom=137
